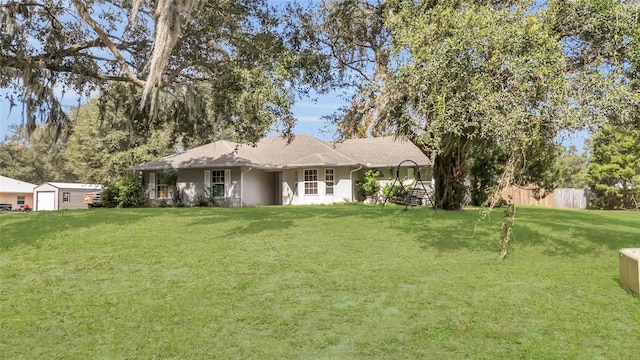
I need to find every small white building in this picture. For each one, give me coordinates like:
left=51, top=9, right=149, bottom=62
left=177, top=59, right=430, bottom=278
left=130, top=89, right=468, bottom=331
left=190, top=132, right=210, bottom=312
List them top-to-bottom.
left=0, top=175, right=37, bottom=210
left=33, top=182, right=103, bottom=211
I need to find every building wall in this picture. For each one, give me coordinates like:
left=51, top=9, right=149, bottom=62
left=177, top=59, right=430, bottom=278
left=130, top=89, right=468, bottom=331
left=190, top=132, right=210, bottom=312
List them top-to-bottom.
left=141, top=165, right=432, bottom=207
left=287, top=166, right=355, bottom=205
left=145, top=168, right=242, bottom=206
left=175, top=168, right=205, bottom=204
left=242, top=169, right=277, bottom=206
left=58, top=189, right=92, bottom=210
left=0, top=193, right=34, bottom=210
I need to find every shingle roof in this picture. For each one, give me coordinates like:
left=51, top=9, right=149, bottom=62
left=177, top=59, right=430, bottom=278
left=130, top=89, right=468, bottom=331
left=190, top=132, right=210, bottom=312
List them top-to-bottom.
left=130, top=134, right=430, bottom=171
left=329, top=136, right=430, bottom=167
left=0, top=175, right=36, bottom=193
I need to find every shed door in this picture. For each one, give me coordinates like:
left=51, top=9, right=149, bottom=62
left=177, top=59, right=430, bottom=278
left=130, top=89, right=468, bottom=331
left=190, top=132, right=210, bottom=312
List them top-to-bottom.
left=37, top=191, right=55, bottom=211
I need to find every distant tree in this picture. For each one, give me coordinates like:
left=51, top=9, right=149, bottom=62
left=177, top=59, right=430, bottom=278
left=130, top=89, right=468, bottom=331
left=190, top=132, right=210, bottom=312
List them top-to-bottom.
left=65, top=90, right=176, bottom=184
left=587, top=124, right=640, bottom=209
left=0, top=125, right=75, bottom=184
left=555, top=145, right=588, bottom=189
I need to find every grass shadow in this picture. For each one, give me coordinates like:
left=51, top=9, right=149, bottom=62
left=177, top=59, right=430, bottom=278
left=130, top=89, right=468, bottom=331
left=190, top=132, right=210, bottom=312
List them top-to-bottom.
left=511, top=207, right=639, bottom=256
left=0, top=208, right=152, bottom=250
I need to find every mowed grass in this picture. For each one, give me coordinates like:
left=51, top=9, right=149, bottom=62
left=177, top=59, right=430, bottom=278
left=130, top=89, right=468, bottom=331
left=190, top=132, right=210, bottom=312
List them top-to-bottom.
left=1, top=205, right=639, bottom=359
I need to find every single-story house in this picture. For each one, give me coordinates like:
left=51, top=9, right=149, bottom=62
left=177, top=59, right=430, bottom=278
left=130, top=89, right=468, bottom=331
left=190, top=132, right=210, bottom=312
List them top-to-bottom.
left=130, top=135, right=432, bottom=206
left=0, top=175, right=36, bottom=210
left=33, top=182, right=103, bottom=211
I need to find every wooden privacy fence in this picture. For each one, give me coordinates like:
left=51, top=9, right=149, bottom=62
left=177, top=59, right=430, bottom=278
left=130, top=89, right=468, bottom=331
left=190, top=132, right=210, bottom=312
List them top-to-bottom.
left=500, top=186, right=594, bottom=209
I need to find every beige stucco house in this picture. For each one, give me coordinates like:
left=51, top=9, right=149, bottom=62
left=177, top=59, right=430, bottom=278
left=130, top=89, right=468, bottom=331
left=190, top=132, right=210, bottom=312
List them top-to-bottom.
left=130, top=135, right=432, bottom=206
left=0, top=175, right=36, bottom=210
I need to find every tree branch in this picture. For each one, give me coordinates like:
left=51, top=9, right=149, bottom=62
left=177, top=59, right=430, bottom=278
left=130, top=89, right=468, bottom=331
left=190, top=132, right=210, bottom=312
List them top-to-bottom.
left=71, top=0, right=145, bottom=87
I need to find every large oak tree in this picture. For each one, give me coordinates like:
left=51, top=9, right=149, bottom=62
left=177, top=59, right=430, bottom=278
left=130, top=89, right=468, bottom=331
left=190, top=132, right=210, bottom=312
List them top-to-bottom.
left=1, top=0, right=328, bottom=142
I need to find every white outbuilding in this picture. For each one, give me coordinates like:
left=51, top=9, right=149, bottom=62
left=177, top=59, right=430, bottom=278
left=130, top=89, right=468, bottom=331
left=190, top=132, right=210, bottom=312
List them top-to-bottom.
left=33, top=182, right=103, bottom=211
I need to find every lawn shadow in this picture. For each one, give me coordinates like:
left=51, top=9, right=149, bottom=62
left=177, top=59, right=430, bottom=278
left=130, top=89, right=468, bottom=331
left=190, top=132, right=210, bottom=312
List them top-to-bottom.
left=203, top=204, right=398, bottom=237
left=379, top=206, right=640, bottom=256
left=380, top=206, right=496, bottom=253
left=511, top=208, right=640, bottom=256
left=0, top=209, right=151, bottom=250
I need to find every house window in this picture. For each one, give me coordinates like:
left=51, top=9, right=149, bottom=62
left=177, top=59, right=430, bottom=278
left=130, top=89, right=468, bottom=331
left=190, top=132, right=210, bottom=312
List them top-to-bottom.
left=304, top=169, right=318, bottom=195
left=325, top=169, right=334, bottom=195
left=212, top=170, right=225, bottom=197
left=156, top=173, right=169, bottom=199
left=63, top=192, right=70, bottom=203
left=17, top=196, right=25, bottom=205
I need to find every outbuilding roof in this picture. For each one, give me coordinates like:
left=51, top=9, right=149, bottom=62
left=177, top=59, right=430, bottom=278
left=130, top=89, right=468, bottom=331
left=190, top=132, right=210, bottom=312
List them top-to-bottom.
left=130, top=134, right=430, bottom=171
left=0, top=175, right=37, bottom=193
left=36, top=182, right=104, bottom=191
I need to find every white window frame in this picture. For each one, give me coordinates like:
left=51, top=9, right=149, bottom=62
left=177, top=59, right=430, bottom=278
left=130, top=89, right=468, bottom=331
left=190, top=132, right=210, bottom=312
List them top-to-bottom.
left=204, top=169, right=231, bottom=198
left=304, top=169, right=318, bottom=195
left=325, top=169, right=334, bottom=195
left=212, top=170, right=226, bottom=197
left=156, top=172, right=169, bottom=199
left=62, top=192, right=70, bottom=203
left=17, top=196, right=25, bottom=205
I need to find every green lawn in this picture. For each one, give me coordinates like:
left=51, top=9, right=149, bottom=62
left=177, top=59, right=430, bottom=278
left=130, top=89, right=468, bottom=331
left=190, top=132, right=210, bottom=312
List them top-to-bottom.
left=1, top=205, right=639, bottom=359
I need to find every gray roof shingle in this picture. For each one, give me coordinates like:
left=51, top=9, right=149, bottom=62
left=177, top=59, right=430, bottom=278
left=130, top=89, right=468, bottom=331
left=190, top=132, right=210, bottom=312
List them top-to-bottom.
left=130, top=134, right=430, bottom=171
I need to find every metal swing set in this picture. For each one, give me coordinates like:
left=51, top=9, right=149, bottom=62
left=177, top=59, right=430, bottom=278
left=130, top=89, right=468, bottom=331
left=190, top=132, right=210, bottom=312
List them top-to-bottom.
left=380, top=159, right=436, bottom=211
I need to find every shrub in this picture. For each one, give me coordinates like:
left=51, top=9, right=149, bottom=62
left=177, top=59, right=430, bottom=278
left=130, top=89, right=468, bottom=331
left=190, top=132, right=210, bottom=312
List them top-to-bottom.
left=356, top=169, right=381, bottom=198
left=102, top=174, right=146, bottom=208
left=383, top=183, right=408, bottom=203
left=192, top=186, right=219, bottom=207
left=193, top=193, right=211, bottom=207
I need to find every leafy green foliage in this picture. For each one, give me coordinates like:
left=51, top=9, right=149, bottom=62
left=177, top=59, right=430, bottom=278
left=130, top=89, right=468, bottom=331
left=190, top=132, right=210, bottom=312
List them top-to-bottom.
left=1, top=0, right=329, bottom=142
left=313, top=1, right=577, bottom=209
left=65, top=95, right=176, bottom=184
left=587, top=124, right=640, bottom=209
left=0, top=125, right=76, bottom=184
left=555, top=145, right=589, bottom=189
left=159, top=165, right=183, bottom=207
left=356, top=169, right=381, bottom=198
left=101, top=175, right=146, bottom=208
left=382, top=183, right=408, bottom=203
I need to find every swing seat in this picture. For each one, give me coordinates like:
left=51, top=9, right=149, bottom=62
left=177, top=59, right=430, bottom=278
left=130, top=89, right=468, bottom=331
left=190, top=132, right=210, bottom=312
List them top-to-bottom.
left=404, top=188, right=427, bottom=206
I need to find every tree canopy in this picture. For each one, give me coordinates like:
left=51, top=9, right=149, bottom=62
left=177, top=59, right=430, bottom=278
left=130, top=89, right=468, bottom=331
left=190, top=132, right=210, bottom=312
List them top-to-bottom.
left=1, top=0, right=329, bottom=142
left=587, top=124, right=640, bottom=209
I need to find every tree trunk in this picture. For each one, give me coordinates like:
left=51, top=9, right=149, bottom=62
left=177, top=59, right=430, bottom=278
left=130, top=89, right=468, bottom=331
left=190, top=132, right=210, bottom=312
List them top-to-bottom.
left=432, top=144, right=467, bottom=210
